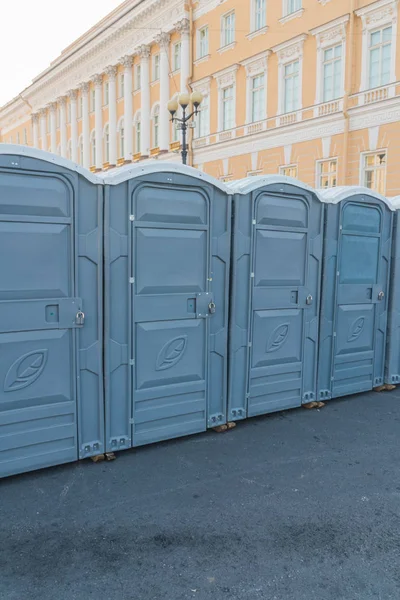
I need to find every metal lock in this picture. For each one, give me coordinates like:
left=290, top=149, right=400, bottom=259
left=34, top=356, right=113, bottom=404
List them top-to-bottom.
left=378, top=291, right=385, bottom=301
left=306, top=295, right=313, bottom=306
left=208, top=301, right=216, bottom=315
left=75, top=310, right=85, bottom=326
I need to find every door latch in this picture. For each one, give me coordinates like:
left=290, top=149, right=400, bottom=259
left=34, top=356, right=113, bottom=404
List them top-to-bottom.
left=378, top=291, right=385, bottom=301
left=306, top=295, right=313, bottom=306
left=208, top=301, right=216, bottom=315
left=75, top=310, right=85, bottom=326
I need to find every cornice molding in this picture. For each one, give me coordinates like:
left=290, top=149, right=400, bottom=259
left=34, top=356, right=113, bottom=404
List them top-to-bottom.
left=0, top=0, right=185, bottom=119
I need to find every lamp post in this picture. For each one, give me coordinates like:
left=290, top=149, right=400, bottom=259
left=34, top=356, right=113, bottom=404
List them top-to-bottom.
left=167, top=91, right=203, bottom=165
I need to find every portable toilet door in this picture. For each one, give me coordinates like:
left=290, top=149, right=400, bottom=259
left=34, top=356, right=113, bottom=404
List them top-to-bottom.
left=0, top=147, right=104, bottom=478
left=103, top=163, right=231, bottom=451
left=228, top=176, right=324, bottom=420
left=318, top=187, right=394, bottom=401
left=385, top=196, right=400, bottom=385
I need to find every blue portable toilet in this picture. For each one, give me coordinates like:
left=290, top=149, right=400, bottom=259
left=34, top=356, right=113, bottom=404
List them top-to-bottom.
left=0, top=146, right=104, bottom=478
left=102, top=163, right=231, bottom=451
left=227, top=176, right=324, bottom=420
left=318, top=187, right=394, bottom=401
left=385, top=195, right=400, bottom=385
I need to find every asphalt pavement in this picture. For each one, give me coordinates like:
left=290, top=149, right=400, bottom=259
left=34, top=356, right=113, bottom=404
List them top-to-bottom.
left=1, top=389, right=400, bottom=600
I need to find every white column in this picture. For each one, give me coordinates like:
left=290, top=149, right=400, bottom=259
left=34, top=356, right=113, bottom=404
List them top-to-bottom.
left=177, top=18, right=190, bottom=93
left=157, top=33, right=171, bottom=152
left=139, top=45, right=151, bottom=157
left=121, top=55, right=133, bottom=161
left=105, top=66, right=118, bottom=166
left=93, top=74, right=103, bottom=169
left=80, top=82, right=90, bottom=169
left=68, top=89, right=78, bottom=162
left=58, top=96, right=67, bottom=157
left=49, top=103, right=57, bottom=154
left=39, top=108, right=47, bottom=151
left=32, top=114, right=39, bottom=148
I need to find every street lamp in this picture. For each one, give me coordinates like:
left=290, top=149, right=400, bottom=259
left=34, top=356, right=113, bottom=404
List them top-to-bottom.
left=168, top=91, right=203, bottom=165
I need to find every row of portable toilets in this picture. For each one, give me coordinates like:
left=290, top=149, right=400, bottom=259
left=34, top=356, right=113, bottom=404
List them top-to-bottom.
left=1, top=144, right=400, bottom=478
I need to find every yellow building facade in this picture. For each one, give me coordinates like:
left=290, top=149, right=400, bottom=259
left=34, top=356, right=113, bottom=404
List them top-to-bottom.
left=0, top=0, right=399, bottom=195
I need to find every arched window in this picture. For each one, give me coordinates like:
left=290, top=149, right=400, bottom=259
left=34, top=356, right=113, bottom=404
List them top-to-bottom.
left=103, top=124, right=110, bottom=163
left=90, top=131, right=96, bottom=167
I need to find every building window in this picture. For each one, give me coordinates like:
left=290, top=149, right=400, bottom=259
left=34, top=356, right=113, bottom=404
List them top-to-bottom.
left=253, top=0, right=266, bottom=31
left=284, top=0, right=301, bottom=16
left=221, top=11, right=235, bottom=47
left=198, top=26, right=209, bottom=58
left=369, top=26, right=392, bottom=89
left=173, top=43, right=181, bottom=71
left=323, top=45, right=343, bottom=102
left=153, top=54, right=160, bottom=81
left=284, top=60, right=300, bottom=113
left=135, top=64, right=141, bottom=90
left=119, top=74, right=125, bottom=98
left=251, top=74, right=265, bottom=122
left=104, top=82, right=109, bottom=105
left=222, top=85, right=234, bottom=130
left=91, top=89, right=96, bottom=113
left=197, top=94, right=210, bottom=138
left=152, top=106, right=160, bottom=148
left=136, top=121, right=141, bottom=153
left=104, top=125, right=110, bottom=163
left=120, top=125, right=125, bottom=158
left=23, top=128, right=27, bottom=144
left=16, top=132, right=20, bottom=145
left=90, top=133, right=96, bottom=166
left=79, top=136, right=84, bottom=164
left=362, top=151, right=387, bottom=194
left=317, top=159, right=338, bottom=188
left=280, top=164, right=298, bottom=178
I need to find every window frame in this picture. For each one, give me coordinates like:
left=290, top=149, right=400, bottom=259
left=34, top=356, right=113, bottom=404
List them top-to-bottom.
left=251, top=0, right=266, bottom=32
left=283, top=0, right=302, bottom=17
left=357, top=1, right=398, bottom=95
left=221, top=11, right=235, bottom=48
left=198, top=26, right=209, bottom=59
left=368, top=26, right=392, bottom=90
left=173, top=42, right=181, bottom=72
left=153, top=54, right=160, bottom=82
left=134, top=64, right=141, bottom=91
left=360, top=150, right=387, bottom=195
left=316, top=158, right=338, bottom=189
left=279, top=164, right=298, bottom=178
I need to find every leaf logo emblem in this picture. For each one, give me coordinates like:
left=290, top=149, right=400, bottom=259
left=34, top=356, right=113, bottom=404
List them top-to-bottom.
left=348, top=317, right=365, bottom=343
left=266, top=324, right=290, bottom=353
left=155, top=336, right=188, bottom=371
left=4, top=350, right=48, bottom=393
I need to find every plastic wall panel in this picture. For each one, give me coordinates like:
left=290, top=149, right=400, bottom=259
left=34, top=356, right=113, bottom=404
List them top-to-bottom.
left=0, top=152, right=103, bottom=479
left=104, top=171, right=231, bottom=452
left=228, top=182, right=324, bottom=420
left=318, top=195, right=393, bottom=400
left=385, top=211, right=400, bottom=384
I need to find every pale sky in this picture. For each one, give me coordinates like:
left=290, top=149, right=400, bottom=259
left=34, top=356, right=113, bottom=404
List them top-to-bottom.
left=0, top=0, right=123, bottom=106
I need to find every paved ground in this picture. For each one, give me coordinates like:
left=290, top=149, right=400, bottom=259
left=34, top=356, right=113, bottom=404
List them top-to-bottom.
left=1, top=390, right=400, bottom=600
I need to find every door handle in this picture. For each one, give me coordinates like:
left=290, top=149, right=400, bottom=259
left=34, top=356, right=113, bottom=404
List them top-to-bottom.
left=378, top=291, right=385, bottom=301
left=306, top=295, right=313, bottom=306
left=208, top=301, right=216, bottom=315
